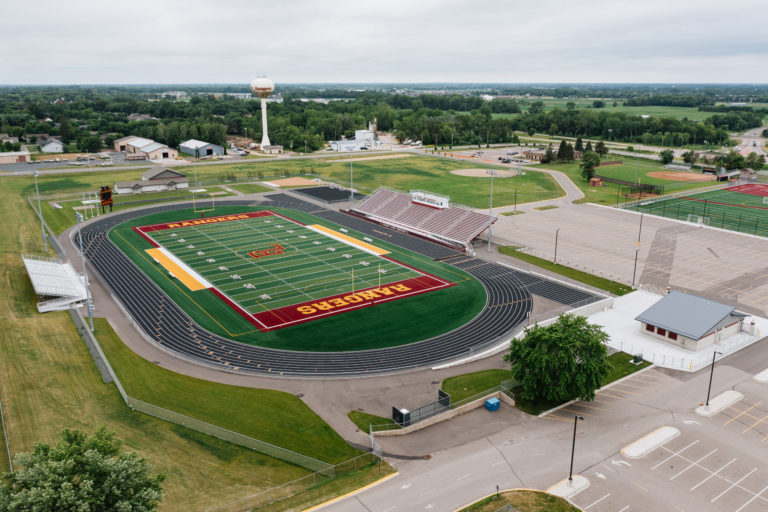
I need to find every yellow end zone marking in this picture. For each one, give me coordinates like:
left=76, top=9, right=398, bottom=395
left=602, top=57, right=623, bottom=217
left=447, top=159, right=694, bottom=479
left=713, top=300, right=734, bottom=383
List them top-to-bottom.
left=308, top=224, right=390, bottom=255
left=146, top=248, right=207, bottom=291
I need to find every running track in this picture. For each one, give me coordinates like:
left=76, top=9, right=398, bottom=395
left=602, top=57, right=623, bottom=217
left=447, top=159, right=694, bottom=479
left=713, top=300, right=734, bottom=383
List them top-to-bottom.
left=75, top=196, right=599, bottom=376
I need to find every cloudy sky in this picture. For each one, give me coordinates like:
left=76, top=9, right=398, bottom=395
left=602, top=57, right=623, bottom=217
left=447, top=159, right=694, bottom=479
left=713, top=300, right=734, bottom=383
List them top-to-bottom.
left=3, top=0, right=767, bottom=84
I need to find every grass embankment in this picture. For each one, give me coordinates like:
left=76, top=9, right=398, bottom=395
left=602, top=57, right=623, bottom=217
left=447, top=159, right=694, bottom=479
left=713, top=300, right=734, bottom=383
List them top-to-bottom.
left=537, top=155, right=716, bottom=206
left=0, top=173, right=379, bottom=510
left=109, top=205, right=487, bottom=351
left=499, top=246, right=632, bottom=296
left=95, top=319, right=359, bottom=464
left=445, top=353, right=651, bottom=416
left=442, top=369, right=516, bottom=402
left=348, top=411, right=400, bottom=432
left=461, top=489, right=579, bottom=512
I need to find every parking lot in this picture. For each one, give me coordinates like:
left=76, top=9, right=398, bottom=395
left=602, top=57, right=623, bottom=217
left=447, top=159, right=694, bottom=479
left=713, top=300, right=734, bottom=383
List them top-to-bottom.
left=542, top=367, right=676, bottom=423
left=718, top=394, right=768, bottom=446
left=570, top=428, right=768, bottom=511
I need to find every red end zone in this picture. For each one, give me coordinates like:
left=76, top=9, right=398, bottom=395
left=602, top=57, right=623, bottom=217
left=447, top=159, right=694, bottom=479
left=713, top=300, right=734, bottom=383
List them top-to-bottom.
left=724, top=184, right=768, bottom=197
left=227, top=274, right=454, bottom=331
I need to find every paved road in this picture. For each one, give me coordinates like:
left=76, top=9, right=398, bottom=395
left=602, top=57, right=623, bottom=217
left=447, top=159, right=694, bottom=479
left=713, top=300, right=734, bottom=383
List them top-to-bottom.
left=325, top=342, right=768, bottom=512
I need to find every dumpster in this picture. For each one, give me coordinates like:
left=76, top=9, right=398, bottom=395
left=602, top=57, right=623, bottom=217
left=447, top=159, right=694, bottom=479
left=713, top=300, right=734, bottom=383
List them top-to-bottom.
left=485, top=397, right=500, bottom=412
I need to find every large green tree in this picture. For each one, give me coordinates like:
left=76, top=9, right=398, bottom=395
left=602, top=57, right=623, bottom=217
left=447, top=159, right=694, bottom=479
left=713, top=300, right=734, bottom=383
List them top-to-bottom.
left=557, top=140, right=575, bottom=162
left=594, top=140, right=608, bottom=157
left=659, top=149, right=674, bottom=164
left=580, top=150, right=601, bottom=180
left=745, top=152, right=765, bottom=170
left=505, top=314, right=609, bottom=402
left=0, top=426, right=165, bottom=511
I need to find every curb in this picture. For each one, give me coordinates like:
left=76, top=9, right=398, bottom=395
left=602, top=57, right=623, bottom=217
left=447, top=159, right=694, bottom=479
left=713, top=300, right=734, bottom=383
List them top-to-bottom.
left=539, top=363, right=656, bottom=418
left=302, top=472, right=398, bottom=512
left=452, top=487, right=584, bottom=512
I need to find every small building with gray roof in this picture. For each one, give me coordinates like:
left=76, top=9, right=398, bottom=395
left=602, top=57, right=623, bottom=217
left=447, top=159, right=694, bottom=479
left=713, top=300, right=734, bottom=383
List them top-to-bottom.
left=635, top=291, right=748, bottom=351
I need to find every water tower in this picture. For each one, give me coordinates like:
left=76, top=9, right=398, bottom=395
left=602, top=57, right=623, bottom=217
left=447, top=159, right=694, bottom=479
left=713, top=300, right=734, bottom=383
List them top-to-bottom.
left=250, top=77, right=275, bottom=148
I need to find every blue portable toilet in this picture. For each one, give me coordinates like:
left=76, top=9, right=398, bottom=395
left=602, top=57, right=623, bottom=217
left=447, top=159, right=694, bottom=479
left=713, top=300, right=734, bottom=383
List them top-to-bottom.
left=485, top=397, right=500, bottom=412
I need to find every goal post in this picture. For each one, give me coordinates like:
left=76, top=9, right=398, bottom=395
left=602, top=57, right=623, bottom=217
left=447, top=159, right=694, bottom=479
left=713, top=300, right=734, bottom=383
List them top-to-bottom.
left=192, top=192, right=215, bottom=217
left=686, top=214, right=709, bottom=226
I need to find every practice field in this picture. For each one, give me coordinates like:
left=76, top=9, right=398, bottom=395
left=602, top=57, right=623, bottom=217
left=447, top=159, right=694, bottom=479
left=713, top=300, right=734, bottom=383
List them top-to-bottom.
left=624, top=183, right=768, bottom=236
left=110, top=205, right=486, bottom=351
left=134, top=211, right=452, bottom=331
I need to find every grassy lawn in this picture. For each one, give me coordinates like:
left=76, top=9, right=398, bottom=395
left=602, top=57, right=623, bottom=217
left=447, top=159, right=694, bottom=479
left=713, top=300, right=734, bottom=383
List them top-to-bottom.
left=172, top=155, right=563, bottom=208
left=537, top=156, right=716, bottom=206
left=0, top=173, right=389, bottom=510
left=227, top=183, right=274, bottom=194
left=109, top=205, right=487, bottom=351
left=501, top=210, right=525, bottom=216
left=499, top=246, right=633, bottom=296
left=95, top=318, right=359, bottom=464
left=441, top=369, right=516, bottom=402
left=348, top=411, right=400, bottom=432
left=461, top=490, right=579, bottom=512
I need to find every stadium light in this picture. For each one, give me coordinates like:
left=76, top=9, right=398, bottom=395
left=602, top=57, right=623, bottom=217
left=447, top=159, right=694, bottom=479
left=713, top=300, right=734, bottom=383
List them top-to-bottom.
left=350, top=153, right=354, bottom=204
left=487, top=169, right=495, bottom=252
left=33, top=170, right=48, bottom=253
left=75, top=212, right=94, bottom=332
left=705, top=351, right=723, bottom=407
left=568, top=415, right=584, bottom=485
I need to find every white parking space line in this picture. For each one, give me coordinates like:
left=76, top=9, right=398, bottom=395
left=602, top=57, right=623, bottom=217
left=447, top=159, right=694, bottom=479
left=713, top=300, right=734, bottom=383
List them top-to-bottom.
left=651, top=440, right=700, bottom=470
left=669, top=449, right=718, bottom=480
left=690, top=458, right=737, bottom=491
left=710, top=468, right=757, bottom=503
left=456, top=473, right=471, bottom=482
left=735, top=485, right=768, bottom=512
left=584, top=493, right=611, bottom=510
left=617, top=506, right=630, bottom=512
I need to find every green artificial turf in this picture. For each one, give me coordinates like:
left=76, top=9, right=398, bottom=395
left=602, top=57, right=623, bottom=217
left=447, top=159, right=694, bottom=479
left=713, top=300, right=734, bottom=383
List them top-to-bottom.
left=109, top=205, right=487, bottom=351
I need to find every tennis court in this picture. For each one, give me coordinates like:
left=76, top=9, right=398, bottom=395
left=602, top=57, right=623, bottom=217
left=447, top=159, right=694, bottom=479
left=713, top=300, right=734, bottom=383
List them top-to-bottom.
left=624, top=183, right=768, bottom=236
left=133, top=210, right=453, bottom=330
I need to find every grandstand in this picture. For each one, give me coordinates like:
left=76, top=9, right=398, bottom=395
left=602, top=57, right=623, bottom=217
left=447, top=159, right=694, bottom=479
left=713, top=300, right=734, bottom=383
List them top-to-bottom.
left=349, top=188, right=495, bottom=253
left=22, top=255, right=88, bottom=312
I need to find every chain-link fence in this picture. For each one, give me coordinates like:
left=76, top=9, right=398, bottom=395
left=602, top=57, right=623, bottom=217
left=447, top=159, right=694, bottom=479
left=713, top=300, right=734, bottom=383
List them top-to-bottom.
left=205, top=452, right=382, bottom=512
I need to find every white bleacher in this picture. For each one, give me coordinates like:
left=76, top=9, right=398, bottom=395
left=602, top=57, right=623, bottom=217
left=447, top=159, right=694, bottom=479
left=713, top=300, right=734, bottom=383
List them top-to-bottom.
left=351, top=188, right=495, bottom=252
left=22, top=255, right=88, bottom=313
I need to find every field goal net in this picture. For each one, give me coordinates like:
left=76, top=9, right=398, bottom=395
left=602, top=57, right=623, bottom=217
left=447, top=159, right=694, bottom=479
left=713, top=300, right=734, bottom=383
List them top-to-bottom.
left=762, top=196, right=768, bottom=204
left=686, top=214, right=710, bottom=226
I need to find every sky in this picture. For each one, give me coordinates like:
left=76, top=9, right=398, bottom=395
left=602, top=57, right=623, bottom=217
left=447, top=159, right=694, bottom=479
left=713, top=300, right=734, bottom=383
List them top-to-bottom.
left=2, top=0, right=767, bottom=85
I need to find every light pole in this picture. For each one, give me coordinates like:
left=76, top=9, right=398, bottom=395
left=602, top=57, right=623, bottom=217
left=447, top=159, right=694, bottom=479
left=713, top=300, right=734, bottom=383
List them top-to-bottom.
left=349, top=152, right=354, bottom=204
left=487, top=169, right=495, bottom=252
left=33, top=170, right=48, bottom=252
left=75, top=212, right=94, bottom=332
left=554, top=228, right=560, bottom=264
left=632, top=249, right=639, bottom=287
left=705, top=351, right=723, bottom=407
left=569, top=415, right=584, bottom=484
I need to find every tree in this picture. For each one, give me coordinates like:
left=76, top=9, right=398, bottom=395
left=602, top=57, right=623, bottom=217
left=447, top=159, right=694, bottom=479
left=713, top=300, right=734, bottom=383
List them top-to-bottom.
left=592, top=100, right=605, bottom=108
left=528, top=101, right=545, bottom=114
left=566, top=101, right=576, bottom=110
left=574, top=136, right=584, bottom=152
left=557, top=140, right=574, bottom=162
left=584, top=140, right=593, bottom=152
left=594, top=140, right=608, bottom=157
left=543, top=144, right=555, bottom=164
left=659, top=149, right=674, bottom=164
left=580, top=150, right=601, bottom=180
left=681, top=150, right=699, bottom=166
left=723, top=150, right=746, bottom=170
left=745, top=152, right=765, bottom=170
left=505, top=313, right=609, bottom=402
left=0, top=426, right=165, bottom=511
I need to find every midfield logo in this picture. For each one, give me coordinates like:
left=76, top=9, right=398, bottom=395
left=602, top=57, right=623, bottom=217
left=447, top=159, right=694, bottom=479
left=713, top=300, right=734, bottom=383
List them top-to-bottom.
left=247, top=244, right=286, bottom=259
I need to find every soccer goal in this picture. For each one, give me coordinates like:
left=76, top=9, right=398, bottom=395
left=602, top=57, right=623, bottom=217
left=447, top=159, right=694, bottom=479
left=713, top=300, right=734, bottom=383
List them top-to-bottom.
left=762, top=196, right=768, bottom=205
left=686, top=214, right=710, bottom=226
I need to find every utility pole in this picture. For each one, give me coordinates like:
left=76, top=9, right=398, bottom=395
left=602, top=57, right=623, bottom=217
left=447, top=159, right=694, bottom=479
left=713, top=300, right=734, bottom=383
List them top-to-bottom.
left=349, top=152, right=354, bottom=204
left=487, top=169, right=495, bottom=252
left=705, top=351, right=723, bottom=406
left=569, top=415, right=584, bottom=484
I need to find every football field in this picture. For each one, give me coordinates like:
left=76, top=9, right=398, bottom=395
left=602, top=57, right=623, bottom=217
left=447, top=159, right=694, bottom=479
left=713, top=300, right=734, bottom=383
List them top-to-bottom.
left=134, top=211, right=453, bottom=330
